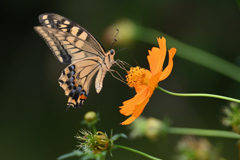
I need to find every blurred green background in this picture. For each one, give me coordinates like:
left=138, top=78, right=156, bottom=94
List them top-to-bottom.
left=1, top=0, right=240, bottom=159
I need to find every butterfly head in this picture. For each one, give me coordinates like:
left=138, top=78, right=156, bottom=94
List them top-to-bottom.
left=104, top=49, right=116, bottom=68
left=110, top=49, right=115, bottom=60
left=110, top=49, right=115, bottom=56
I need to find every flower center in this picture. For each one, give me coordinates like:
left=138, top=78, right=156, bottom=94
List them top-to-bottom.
left=126, top=66, right=149, bottom=88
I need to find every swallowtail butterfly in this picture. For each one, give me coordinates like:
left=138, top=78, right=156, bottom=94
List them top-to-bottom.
left=34, top=13, right=119, bottom=109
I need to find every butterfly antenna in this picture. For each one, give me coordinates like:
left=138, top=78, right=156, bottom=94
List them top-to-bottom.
left=110, top=29, right=119, bottom=49
left=116, top=48, right=138, bottom=66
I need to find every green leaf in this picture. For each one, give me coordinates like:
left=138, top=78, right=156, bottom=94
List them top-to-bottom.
left=112, top=133, right=128, bottom=141
left=57, top=150, right=83, bottom=160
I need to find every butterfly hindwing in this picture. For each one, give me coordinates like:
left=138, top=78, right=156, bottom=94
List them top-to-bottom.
left=38, top=13, right=105, bottom=55
left=58, top=57, right=102, bottom=108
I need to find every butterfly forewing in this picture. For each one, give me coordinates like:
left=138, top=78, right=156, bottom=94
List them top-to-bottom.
left=38, top=13, right=105, bottom=55
left=34, top=26, right=102, bottom=64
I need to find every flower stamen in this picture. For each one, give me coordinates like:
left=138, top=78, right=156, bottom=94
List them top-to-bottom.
left=126, top=66, right=147, bottom=88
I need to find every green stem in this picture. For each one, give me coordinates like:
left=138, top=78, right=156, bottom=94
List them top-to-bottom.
left=135, top=26, right=240, bottom=83
left=157, top=86, right=240, bottom=103
left=92, top=125, right=97, bottom=134
left=168, top=127, right=240, bottom=139
left=115, top=144, right=162, bottom=160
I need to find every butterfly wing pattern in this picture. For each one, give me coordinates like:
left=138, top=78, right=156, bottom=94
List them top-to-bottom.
left=34, top=13, right=116, bottom=108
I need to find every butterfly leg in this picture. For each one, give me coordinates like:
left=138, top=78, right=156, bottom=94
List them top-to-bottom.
left=114, top=59, right=132, bottom=71
left=117, top=59, right=132, bottom=68
left=109, top=69, right=127, bottom=84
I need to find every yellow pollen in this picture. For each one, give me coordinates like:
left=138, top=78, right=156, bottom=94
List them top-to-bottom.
left=126, top=66, right=148, bottom=88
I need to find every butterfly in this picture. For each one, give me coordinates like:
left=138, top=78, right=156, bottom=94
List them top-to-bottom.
left=34, top=13, right=120, bottom=109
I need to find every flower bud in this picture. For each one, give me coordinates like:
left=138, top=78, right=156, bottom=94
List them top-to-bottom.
left=84, top=111, right=98, bottom=125
left=129, top=116, right=168, bottom=140
left=145, top=117, right=163, bottom=140
left=75, top=130, right=110, bottom=154
left=92, top=131, right=110, bottom=154
left=174, top=136, right=225, bottom=160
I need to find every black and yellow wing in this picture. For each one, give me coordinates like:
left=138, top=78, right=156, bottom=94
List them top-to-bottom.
left=34, top=13, right=106, bottom=64
left=38, top=13, right=106, bottom=55
left=34, top=26, right=103, bottom=64
left=58, top=57, right=102, bottom=108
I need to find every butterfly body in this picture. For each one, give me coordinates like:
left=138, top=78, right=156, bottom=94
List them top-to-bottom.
left=34, top=13, right=116, bottom=108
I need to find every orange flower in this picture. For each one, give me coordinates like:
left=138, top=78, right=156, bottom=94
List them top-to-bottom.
left=119, top=37, right=176, bottom=125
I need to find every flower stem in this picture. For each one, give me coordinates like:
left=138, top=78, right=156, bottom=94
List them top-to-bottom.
left=135, top=26, right=240, bottom=83
left=157, top=86, right=240, bottom=103
left=92, top=125, right=97, bottom=134
left=168, top=127, right=240, bottom=139
left=115, top=144, right=162, bottom=160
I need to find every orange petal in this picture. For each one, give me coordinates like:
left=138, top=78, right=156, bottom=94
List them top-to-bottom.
left=147, top=37, right=166, bottom=75
left=157, top=37, right=166, bottom=66
left=159, top=47, right=176, bottom=81
left=147, top=48, right=159, bottom=75
left=148, top=71, right=162, bottom=90
left=135, top=85, right=147, bottom=93
left=119, top=87, right=148, bottom=116
left=121, top=94, right=150, bottom=125
left=132, top=96, right=150, bottom=117
left=120, top=116, right=137, bottom=125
